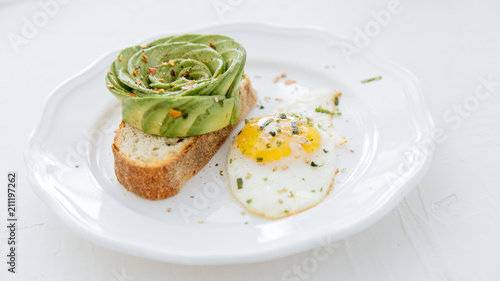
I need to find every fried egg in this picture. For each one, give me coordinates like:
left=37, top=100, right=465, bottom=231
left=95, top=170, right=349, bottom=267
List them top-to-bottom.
left=227, top=89, right=344, bottom=219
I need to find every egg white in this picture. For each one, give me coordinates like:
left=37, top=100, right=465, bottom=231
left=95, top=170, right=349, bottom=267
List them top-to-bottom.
left=227, top=89, right=343, bottom=219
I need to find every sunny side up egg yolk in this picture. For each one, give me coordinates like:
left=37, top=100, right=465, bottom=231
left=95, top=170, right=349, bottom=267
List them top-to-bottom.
left=236, top=114, right=322, bottom=162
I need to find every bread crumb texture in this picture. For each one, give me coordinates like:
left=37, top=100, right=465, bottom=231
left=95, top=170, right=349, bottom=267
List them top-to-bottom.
left=115, top=123, right=192, bottom=164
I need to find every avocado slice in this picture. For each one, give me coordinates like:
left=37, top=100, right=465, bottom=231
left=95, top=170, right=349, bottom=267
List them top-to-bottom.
left=121, top=95, right=233, bottom=137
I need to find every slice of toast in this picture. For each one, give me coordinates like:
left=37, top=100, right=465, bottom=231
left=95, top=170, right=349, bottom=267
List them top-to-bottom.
left=112, top=77, right=258, bottom=200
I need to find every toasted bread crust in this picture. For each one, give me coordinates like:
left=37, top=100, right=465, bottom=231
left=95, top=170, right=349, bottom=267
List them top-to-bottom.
left=112, top=77, right=258, bottom=199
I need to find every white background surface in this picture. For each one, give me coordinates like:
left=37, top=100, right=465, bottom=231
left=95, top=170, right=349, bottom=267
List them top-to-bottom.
left=1, top=0, right=500, bottom=280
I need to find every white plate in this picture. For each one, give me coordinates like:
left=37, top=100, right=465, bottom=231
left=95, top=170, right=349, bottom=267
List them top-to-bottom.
left=25, top=22, right=434, bottom=265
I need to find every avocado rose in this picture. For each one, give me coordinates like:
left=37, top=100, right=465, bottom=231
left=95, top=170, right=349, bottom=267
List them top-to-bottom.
left=105, top=34, right=246, bottom=137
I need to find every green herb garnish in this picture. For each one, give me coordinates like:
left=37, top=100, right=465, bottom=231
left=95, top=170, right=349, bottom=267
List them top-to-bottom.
left=361, top=76, right=382, bottom=83
left=334, top=96, right=339, bottom=106
left=315, top=106, right=334, bottom=115
left=278, top=113, right=287, bottom=119
left=306, top=117, right=313, bottom=127
left=258, top=118, right=272, bottom=130
left=291, top=121, right=299, bottom=134
left=269, top=131, right=276, bottom=137
left=276, top=141, right=282, bottom=147
left=266, top=143, right=271, bottom=149
left=323, top=149, right=328, bottom=153
left=256, top=157, right=263, bottom=162
left=215, top=163, right=219, bottom=166
left=263, top=177, right=268, bottom=181
left=237, top=178, right=243, bottom=189
left=246, top=199, right=252, bottom=204
left=284, top=210, right=289, bottom=213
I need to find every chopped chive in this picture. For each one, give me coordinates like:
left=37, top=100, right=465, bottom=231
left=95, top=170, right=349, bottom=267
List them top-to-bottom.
left=361, top=75, right=382, bottom=83
left=334, top=96, right=339, bottom=106
left=259, top=105, right=264, bottom=109
left=315, top=106, right=334, bottom=115
left=334, top=112, right=342, bottom=116
left=278, top=113, right=287, bottom=119
left=306, top=117, right=313, bottom=127
left=258, top=118, right=272, bottom=130
left=245, top=119, right=250, bottom=124
left=291, top=121, right=299, bottom=134
left=238, top=130, right=242, bottom=135
left=269, top=131, right=276, bottom=137
left=276, top=141, right=282, bottom=147
left=266, top=143, right=271, bottom=149
left=323, top=149, right=328, bottom=153
left=256, top=157, right=263, bottom=162
left=230, top=159, right=233, bottom=164
left=311, top=161, right=318, bottom=167
left=215, top=163, right=219, bottom=166
left=263, top=177, right=268, bottom=181
left=237, top=178, right=243, bottom=189
left=302, top=178, right=305, bottom=181
left=320, top=187, right=323, bottom=192
left=311, top=190, right=316, bottom=192
left=289, top=191, right=294, bottom=197
left=246, top=199, right=252, bottom=204
left=284, top=210, right=289, bottom=213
